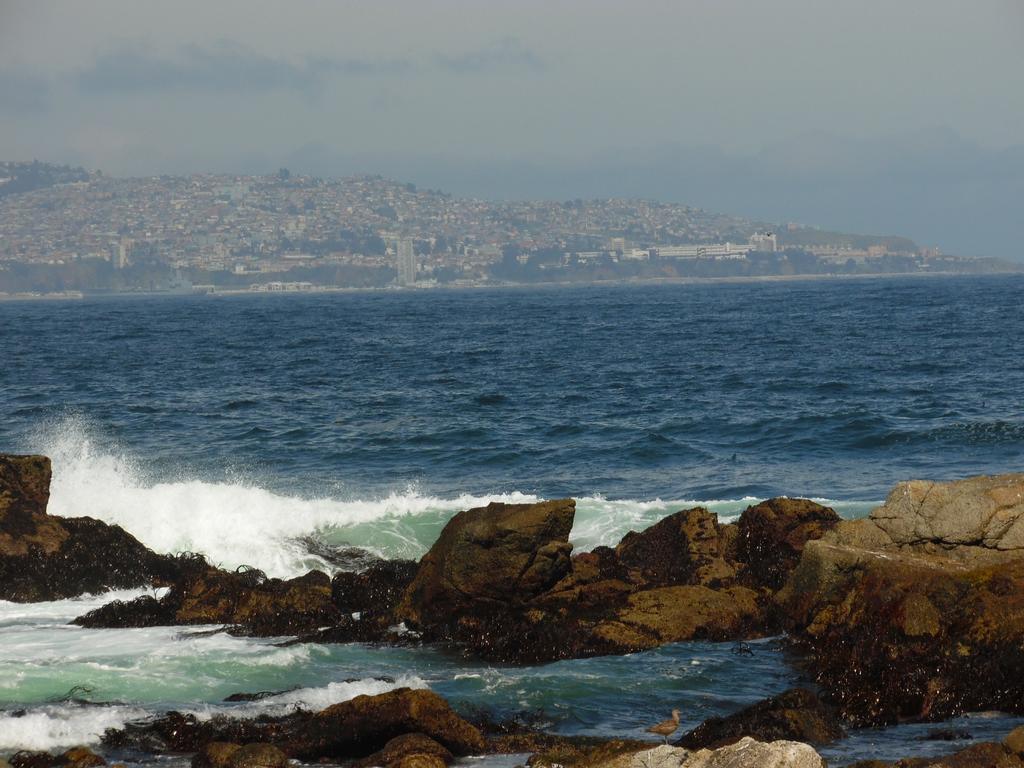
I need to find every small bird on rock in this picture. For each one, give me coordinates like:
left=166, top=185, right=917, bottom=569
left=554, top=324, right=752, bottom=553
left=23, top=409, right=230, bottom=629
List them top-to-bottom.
left=645, top=709, right=681, bottom=744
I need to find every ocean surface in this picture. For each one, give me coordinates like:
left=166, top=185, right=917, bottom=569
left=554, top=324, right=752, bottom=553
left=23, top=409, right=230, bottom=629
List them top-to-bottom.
left=2, top=275, right=1023, bottom=764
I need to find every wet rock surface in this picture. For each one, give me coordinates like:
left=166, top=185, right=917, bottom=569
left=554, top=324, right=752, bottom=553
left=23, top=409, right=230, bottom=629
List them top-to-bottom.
left=0, top=454, right=184, bottom=602
left=776, top=475, right=1024, bottom=727
left=103, top=688, right=485, bottom=761
left=677, top=688, right=844, bottom=750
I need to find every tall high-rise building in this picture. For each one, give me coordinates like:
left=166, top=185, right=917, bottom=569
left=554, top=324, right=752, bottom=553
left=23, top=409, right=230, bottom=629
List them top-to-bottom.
left=109, top=238, right=132, bottom=269
left=396, top=238, right=417, bottom=286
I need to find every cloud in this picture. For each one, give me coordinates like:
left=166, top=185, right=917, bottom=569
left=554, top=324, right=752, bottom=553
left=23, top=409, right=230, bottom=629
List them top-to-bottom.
left=435, top=37, right=545, bottom=73
left=75, top=41, right=410, bottom=94
left=0, top=72, right=52, bottom=114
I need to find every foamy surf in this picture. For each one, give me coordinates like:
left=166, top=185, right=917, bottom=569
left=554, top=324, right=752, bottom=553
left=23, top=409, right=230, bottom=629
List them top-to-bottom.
left=26, top=416, right=878, bottom=578
left=0, top=676, right=426, bottom=751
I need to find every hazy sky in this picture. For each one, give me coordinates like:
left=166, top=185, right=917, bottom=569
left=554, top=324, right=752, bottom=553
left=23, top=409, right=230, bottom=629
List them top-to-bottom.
left=2, top=1, right=1023, bottom=256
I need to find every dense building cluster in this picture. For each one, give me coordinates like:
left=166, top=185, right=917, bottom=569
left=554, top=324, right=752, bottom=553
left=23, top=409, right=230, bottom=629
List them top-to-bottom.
left=0, top=167, right=769, bottom=277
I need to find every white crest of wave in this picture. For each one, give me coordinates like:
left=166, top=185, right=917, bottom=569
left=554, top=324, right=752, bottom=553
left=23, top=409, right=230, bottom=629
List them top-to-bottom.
left=27, top=416, right=878, bottom=579
left=34, top=417, right=539, bottom=578
left=207, top=675, right=428, bottom=719
left=0, top=704, right=149, bottom=751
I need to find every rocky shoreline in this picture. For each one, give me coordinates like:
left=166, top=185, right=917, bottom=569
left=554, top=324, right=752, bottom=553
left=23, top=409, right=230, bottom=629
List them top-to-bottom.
left=3, top=453, right=1024, bottom=766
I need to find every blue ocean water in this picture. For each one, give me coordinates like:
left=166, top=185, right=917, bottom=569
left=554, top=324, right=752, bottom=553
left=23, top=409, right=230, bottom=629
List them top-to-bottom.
left=2, top=275, right=1024, bottom=764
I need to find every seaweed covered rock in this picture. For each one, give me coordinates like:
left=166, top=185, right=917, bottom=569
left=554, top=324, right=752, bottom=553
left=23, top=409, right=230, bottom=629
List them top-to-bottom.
left=0, top=454, right=184, bottom=602
left=778, top=475, right=1024, bottom=727
left=735, top=498, right=840, bottom=590
left=396, top=499, right=575, bottom=631
left=615, top=507, right=737, bottom=588
left=332, top=559, right=419, bottom=614
left=75, top=566, right=341, bottom=636
left=104, top=688, right=484, bottom=761
left=285, top=688, right=486, bottom=759
left=678, top=688, right=844, bottom=750
left=848, top=740, right=1024, bottom=767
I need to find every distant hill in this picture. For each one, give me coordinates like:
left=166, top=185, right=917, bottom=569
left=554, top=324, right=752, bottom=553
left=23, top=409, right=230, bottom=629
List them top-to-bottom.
left=0, top=161, right=92, bottom=199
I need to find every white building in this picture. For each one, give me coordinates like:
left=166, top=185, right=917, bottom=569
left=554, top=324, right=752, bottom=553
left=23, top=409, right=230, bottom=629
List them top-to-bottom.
left=748, top=232, right=778, bottom=252
left=396, top=238, right=417, bottom=286
left=655, top=242, right=750, bottom=260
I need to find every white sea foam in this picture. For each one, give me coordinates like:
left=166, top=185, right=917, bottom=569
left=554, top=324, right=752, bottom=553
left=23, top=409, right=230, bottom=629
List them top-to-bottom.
left=27, top=416, right=878, bottom=579
left=204, top=674, right=428, bottom=719
left=0, top=676, right=426, bottom=752
left=0, top=704, right=149, bottom=751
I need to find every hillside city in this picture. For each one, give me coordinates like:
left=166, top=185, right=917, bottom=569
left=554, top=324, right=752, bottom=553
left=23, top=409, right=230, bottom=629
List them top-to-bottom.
left=0, top=160, right=1015, bottom=297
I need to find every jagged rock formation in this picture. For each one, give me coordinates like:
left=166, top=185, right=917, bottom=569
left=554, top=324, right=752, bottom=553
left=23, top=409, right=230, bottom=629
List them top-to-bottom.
left=0, top=454, right=184, bottom=601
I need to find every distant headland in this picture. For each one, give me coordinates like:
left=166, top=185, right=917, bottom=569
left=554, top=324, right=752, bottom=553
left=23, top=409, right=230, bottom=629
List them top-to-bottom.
left=0, top=160, right=1019, bottom=298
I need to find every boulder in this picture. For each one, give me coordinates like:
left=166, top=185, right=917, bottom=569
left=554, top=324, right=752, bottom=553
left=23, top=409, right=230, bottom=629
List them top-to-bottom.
left=0, top=454, right=182, bottom=601
left=827, top=474, right=1024, bottom=563
left=735, top=498, right=840, bottom=590
left=397, top=499, right=575, bottom=630
left=615, top=508, right=736, bottom=588
left=777, top=539, right=1024, bottom=725
left=332, top=559, right=418, bottom=614
left=76, top=566, right=342, bottom=636
left=602, top=585, right=764, bottom=645
left=105, top=688, right=483, bottom=760
left=284, top=688, right=485, bottom=759
left=678, top=688, right=844, bottom=750
left=1007, top=725, right=1024, bottom=756
left=353, top=733, right=453, bottom=768
left=681, top=737, right=825, bottom=768
left=539, top=738, right=825, bottom=768
left=848, top=741, right=1024, bottom=767
left=191, top=742, right=241, bottom=768
left=224, top=744, right=287, bottom=768
left=6, top=749, right=106, bottom=768
left=58, top=749, right=105, bottom=768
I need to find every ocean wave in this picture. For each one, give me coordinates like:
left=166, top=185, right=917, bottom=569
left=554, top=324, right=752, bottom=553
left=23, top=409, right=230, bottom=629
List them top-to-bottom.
left=25, top=416, right=877, bottom=579
left=206, top=675, right=428, bottom=719
left=0, top=703, right=149, bottom=751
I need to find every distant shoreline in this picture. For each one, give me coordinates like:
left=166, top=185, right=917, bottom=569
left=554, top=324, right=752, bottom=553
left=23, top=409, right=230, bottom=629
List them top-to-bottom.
left=1, top=268, right=1020, bottom=303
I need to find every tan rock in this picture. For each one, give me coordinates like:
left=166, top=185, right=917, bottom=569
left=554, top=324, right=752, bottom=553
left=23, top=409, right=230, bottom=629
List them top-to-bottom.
left=829, top=474, right=1024, bottom=563
left=396, top=499, right=575, bottom=628
left=615, top=585, right=763, bottom=643
left=1007, top=725, right=1024, bottom=755
left=682, top=737, right=825, bottom=768
left=191, top=742, right=242, bottom=768
left=224, top=744, right=288, bottom=768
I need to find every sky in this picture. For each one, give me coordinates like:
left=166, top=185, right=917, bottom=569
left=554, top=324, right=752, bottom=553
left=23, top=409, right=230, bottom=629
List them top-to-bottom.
left=1, top=0, right=1023, bottom=257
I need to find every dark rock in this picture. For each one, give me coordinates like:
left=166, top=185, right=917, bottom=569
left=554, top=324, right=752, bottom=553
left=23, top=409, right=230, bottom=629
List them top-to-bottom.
left=0, top=454, right=185, bottom=602
left=735, top=498, right=840, bottom=590
left=396, top=499, right=575, bottom=630
left=615, top=507, right=736, bottom=588
left=778, top=536, right=1024, bottom=724
left=331, top=559, right=418, bottom=614
left=77, top=566, right=342, bottom=637
left=73, top=595, right=175, bottom=628
left=677, top=687, right=844, bottom=750
left=104, top=688, right=484, bottom=762
left=284, top=688, right=485, bottom=759
left=222, top=690, right=294, bottom=703
left=923, top=728, right=973, bottom=741
left=851, top=741, right=1024, bottom=768
left=7, top=749, right=105, bottom=768
left=9, top=753, right=58, bottom=768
